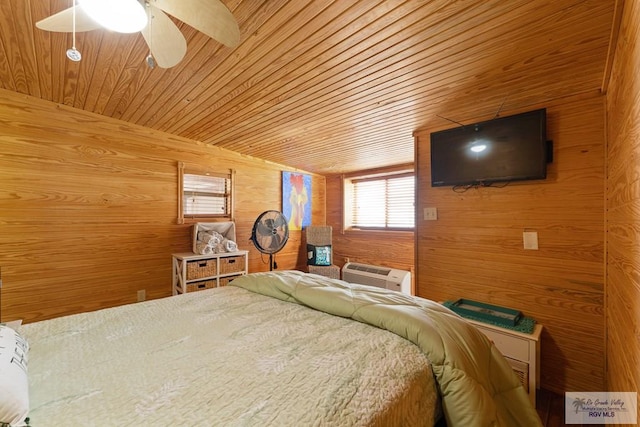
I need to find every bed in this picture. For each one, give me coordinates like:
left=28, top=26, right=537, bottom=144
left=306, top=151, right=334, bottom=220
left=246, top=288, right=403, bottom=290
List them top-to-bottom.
left=1, top=270, right=541, bottom=427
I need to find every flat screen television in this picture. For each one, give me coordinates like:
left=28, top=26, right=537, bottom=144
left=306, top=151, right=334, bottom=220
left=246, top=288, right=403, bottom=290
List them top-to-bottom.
left=430, top=108, right=549, bottom=187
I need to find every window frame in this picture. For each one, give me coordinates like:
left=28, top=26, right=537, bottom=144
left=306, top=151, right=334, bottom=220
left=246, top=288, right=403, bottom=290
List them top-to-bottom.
left=177, top=162, right=235, bottom=224
left=343, top=167, right=415, bottom=232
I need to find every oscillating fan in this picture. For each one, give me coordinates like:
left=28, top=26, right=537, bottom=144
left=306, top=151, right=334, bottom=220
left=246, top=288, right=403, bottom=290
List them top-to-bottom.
left=250, top=210, right=289, bottom=271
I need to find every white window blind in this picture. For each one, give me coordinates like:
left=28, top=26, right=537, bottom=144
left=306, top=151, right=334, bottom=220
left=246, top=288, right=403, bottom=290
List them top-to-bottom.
left=177, top=162, right=234, bottom=224
left=183, top=173, right=230, bottom=217
left=350, top=173, right=414, bottom=229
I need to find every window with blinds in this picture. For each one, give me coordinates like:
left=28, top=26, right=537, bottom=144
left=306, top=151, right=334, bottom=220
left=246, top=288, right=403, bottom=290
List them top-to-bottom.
left=178, top=163, right=234, bottom=223
left=345, top=171, right=414, bottom=230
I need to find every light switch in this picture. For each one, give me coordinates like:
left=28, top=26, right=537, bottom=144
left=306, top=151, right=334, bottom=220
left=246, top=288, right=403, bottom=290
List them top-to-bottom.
left=424, top=207, right=438, bottom=220
left=523, top=231, right=538, bottom=250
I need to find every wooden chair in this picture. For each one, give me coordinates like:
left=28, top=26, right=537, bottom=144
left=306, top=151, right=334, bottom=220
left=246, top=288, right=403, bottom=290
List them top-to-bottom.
left=305, top=225, right=341, bottom=279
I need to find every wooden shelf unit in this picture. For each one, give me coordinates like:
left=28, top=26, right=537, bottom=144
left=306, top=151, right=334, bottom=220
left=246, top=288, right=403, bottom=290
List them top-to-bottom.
left=172, top=251, right=248, bottom=295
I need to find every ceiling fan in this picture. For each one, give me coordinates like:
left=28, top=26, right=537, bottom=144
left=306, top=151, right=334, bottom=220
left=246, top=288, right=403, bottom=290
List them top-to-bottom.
left=36, top=0, right=240, bottom=68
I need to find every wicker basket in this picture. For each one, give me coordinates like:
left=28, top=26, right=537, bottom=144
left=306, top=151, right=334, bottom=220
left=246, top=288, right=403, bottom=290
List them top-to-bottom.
left=220, top=255, right=245, bottom=274
left=186, top=259, right=217, bottom=280
left=309, top=265, right=341, bottom=280
left=219, top=275, right=241, bottom=287
left=186, top=280, right=217, bottom=293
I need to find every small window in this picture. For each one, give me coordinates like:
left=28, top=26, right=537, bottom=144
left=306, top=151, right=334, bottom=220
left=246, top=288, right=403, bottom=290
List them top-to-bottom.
left=178, top=162, right=234, bottom=224
left=344, top=170, right=414, bottom=230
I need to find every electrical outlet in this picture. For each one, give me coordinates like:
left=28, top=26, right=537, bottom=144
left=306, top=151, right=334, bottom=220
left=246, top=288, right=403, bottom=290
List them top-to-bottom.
left=424, top=207, right=438, bottom=220
left=137, top=290, right=146, bottom=302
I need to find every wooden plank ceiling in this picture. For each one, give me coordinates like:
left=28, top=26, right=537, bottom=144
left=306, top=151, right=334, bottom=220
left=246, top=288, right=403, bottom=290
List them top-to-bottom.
left=0, top=0, right=616, bottom=175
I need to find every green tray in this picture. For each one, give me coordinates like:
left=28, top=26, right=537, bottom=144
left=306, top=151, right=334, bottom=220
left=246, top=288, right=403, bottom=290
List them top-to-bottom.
left=447, top=298, right=522, bottom=326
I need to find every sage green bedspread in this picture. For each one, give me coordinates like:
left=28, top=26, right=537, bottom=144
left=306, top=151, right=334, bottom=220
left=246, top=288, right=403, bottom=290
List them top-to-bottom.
left=231, top=271, right=542, bottom=427
left=22, top=272, right=439, bottom=426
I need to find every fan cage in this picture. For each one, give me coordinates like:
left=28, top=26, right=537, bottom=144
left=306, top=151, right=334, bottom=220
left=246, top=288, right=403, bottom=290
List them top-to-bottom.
left=251, top=210, right=289, bottom=255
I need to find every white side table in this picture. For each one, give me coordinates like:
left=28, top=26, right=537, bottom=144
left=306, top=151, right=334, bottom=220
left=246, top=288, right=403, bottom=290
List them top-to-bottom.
left=467, top=319, right=542, bottom=407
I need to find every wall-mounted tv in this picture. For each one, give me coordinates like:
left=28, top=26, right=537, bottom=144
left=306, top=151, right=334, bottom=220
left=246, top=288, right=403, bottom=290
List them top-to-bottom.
left=430, top=108, right=549, bottom=187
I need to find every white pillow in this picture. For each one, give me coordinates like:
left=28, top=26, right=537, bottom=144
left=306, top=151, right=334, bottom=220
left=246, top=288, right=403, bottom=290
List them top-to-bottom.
left=0, top=325, right=29, bottom=426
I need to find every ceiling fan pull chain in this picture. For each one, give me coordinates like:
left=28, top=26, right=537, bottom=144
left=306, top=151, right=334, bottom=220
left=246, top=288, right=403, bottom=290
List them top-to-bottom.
left=66, top=0, right=82, bottom=61
left=145, top=2, right=156, bottom=69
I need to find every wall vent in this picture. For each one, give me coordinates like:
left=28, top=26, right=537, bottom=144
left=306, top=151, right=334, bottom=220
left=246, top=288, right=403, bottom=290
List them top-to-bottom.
left=342, top=262, right=411, bottom=294
left=506, top=357, right=529, bottom=392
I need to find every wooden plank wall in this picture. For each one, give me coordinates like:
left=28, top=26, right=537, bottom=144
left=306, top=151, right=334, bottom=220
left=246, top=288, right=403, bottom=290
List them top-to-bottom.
left=605, top=0, right=640, bottom=403
left=0, top=89, right=324, bottom=324
left=414, top=94, right=606, bottom=394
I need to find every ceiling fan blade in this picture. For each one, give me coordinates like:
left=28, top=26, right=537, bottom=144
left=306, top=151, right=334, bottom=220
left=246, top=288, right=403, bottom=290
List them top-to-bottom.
left=152, top=0, right=240, bottom=48
left=35, top=5, right=102, bottom=32
left=140, top=6, right=187, bottom=68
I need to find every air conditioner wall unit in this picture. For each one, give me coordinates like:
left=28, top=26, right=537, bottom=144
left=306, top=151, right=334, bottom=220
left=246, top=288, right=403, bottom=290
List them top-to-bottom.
left=341, top=262, right=411, bottom=294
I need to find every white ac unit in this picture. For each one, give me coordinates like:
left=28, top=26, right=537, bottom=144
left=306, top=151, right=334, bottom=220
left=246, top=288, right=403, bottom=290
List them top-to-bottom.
left=342, top=262, right=411, bottom=294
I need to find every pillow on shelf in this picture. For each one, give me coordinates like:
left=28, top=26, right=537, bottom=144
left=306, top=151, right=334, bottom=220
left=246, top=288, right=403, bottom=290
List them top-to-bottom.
left=306, top=244, right=332, bottom=266
left=0, top=325, right=29, bottom=427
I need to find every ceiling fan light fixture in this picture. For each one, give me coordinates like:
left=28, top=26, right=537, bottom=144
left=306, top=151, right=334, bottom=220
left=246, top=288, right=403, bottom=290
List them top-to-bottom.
left=78, top=0, right=147, bottom=33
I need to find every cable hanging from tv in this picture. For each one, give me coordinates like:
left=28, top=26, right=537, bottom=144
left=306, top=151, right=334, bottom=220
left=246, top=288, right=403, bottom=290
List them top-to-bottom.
left=452, top=181, right=511, bottom=193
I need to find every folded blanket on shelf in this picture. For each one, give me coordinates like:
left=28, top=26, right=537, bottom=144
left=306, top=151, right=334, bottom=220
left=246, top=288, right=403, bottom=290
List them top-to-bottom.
left=198, top=231, right=222, bottom=245
left=223, top=238, right=238, bottom=252
left=195, top=242, right=214, bottom=255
